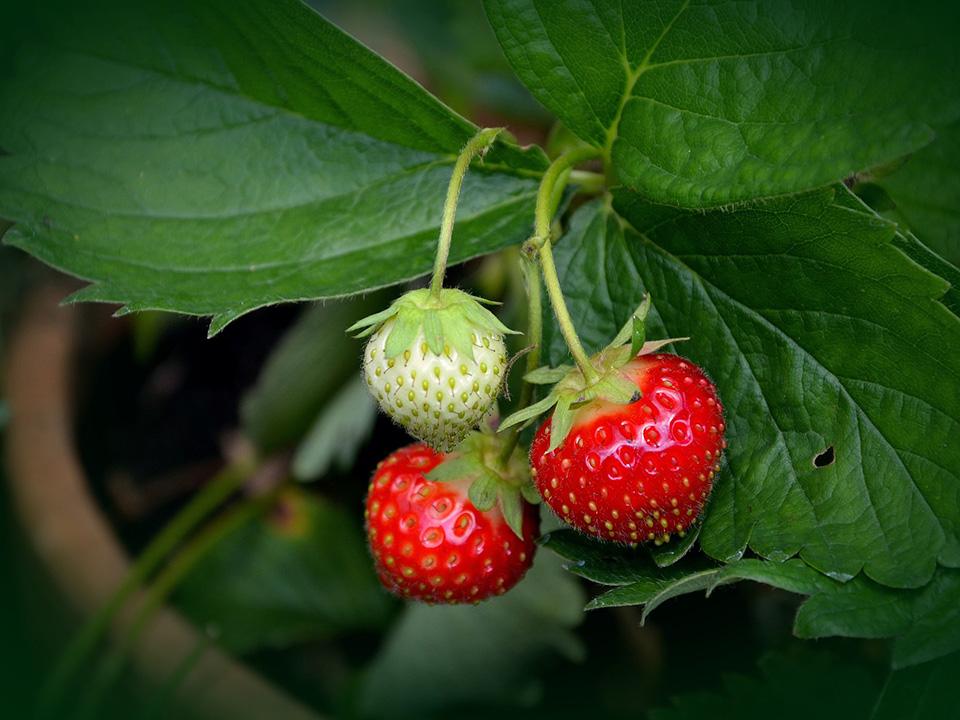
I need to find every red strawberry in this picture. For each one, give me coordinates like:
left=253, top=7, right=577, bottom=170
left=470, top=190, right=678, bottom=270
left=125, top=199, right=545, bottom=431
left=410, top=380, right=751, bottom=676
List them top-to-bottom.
left=530, top=353, right=725, bottom=544
left=365, top=443, right=538, bottom=603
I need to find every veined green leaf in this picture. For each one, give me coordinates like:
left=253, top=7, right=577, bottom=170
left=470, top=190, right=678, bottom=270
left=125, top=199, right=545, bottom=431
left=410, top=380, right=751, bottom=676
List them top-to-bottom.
left=0, top=0, right=544, bottom=333
left=485, top=0, right=959, bottom=207
left=873, top=117, right=960, bottom=266
left=546, top=194, right=960, bottom=590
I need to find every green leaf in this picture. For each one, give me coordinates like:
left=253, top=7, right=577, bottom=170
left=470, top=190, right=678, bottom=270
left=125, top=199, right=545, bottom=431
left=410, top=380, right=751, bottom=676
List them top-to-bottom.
left=0, top=0, right=544, bottom=333
left=485, top=0, right=959, bottom=207
left=873, top=118, right=960, bottom=266
left=833, top=186, right=960, bottom=319
left=546, top=194, right=960, bottom=590
left=241, top=297, right=382, bottom=453
left=291, top=376, right=377, bottom=482
left=175, top=490, right=392, bottom=654
left=649, top=518, right=702, bottom=568
left=539, top=529, right=712, bottom=586
left=572, top=540, right=960, bottom=669
left=359, top=552, right=584, bottom=719
left=586, top=558, right=829, bottom=618
left=795, top=567, right=960, bottom=669
left=650, top=650, right=880, bottom=720
left=872, top=651, right=960, bottom=720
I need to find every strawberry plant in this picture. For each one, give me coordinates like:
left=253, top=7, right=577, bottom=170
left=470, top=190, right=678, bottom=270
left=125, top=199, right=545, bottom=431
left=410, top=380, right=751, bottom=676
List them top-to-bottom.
left=1, top=0, right=959, bottom=718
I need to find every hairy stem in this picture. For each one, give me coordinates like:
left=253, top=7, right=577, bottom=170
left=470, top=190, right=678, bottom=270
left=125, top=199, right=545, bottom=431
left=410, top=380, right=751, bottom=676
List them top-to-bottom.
left=430, top=127, right=503, bottom=296
left=532, top=147, right=603, bottom=383
left=498, top=254, right=543, bottom=465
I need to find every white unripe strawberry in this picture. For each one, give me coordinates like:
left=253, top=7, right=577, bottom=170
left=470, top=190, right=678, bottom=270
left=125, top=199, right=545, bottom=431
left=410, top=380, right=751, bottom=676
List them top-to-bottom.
left=349, top=288, right=514, bottom=451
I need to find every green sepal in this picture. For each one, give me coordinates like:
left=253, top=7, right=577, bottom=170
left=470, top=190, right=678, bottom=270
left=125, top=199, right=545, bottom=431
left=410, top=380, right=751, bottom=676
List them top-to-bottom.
left=347, top=287, right=516, bottom=362
left=609, top=293, right=651, bottom=349
left=345, top=305, right=399, bottom=337
left=385, top=307, right=421, bottom=358
left=438, top=309, right=476, bottom=361
left=422, top=310, right=444, bottom=356
left=630, top=316, right=646, bottom=357
left=636, top=338, right=689, bottom=356
left=524, top=365, right=574, bottom=384
left=590, top=373, right=640, bottom=406
left=499, top=393, right=559, bottom=432
left=548, top=393, right=575, bottom=452
left=426, top=455, right=486, bottom=482
left=468, top=470, right=500, bottom=512
left=520, top=481, right=542, bottom=505
left=499, top=486, right=524, bottom=539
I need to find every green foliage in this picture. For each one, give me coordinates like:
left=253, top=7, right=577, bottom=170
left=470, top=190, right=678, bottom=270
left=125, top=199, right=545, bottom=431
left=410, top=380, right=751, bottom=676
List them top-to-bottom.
left=0, top=0, right=544, bottom=334
left=3, top=0, right=960, bottom=707
left=485, top=0, right=959, bottom=208
left=873, top=118, right=960, bottom=265
left=544, top=192, right=960, bottom=590
left=241, top=298, right=381, bottom=453
left=292, top=376, right=377, bottom=482
left=175, top=489, right=392, bottom=654
left=546, top=528, right=960, bottom=669
left=358, top=553, right=584, bottom=719
left=650, top=650, right=880, bottom=720
left=872, top=651, right=960, bottom=720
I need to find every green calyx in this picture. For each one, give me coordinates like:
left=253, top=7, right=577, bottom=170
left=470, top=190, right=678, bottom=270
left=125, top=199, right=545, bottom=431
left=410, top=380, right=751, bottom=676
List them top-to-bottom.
left=347, top=288, right=517, bottom=362
left=500, top=295, right=688, bottom=452
left=425, top=428, right=538, bottom=540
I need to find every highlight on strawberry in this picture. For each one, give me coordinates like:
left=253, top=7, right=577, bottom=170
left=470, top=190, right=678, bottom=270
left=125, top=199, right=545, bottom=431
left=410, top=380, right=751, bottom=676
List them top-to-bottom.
left=500, top=295, right=726, bottom=546
left=364, top=430, right=538, bottom=604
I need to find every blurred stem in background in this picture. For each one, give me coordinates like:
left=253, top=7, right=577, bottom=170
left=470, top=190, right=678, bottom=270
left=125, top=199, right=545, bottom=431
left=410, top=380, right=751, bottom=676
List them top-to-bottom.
left=40, top=460, right=257, bottom=719
left=75, top=489, right=280, bottom=720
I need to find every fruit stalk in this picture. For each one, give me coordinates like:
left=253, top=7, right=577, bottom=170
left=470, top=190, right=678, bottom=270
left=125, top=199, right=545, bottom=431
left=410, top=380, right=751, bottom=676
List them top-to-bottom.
left=430, top=127, right=504, bottom=296
left=531, top=146, right=603, bottom=384
left=498, top=254, right=542, bottom=465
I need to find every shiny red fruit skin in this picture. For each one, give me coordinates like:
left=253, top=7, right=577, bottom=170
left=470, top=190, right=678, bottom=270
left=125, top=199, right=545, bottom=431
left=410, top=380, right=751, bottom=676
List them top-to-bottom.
left=530, top=353, right=725, bottom=544
left=365, top=444, right=538, bottom=603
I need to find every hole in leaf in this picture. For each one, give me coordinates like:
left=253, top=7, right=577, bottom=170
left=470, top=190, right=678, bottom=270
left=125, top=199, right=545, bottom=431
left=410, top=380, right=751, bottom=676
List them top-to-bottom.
left=813, top=445, right=835, bottom=468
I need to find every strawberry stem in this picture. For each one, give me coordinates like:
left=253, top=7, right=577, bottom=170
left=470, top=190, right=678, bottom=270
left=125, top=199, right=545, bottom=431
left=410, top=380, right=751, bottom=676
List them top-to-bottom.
left=430, top=127, right=504, bottom=297
left=531, top=146, right=603, bottom=384
left=498, top=254, right=543, bottom=465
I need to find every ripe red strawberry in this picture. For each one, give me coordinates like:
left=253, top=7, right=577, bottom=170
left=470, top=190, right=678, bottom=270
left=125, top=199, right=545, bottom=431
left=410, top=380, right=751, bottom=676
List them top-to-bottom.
left=530, top=353, right=725, bottom=544
left=365, top=443, right=538, bottom=603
